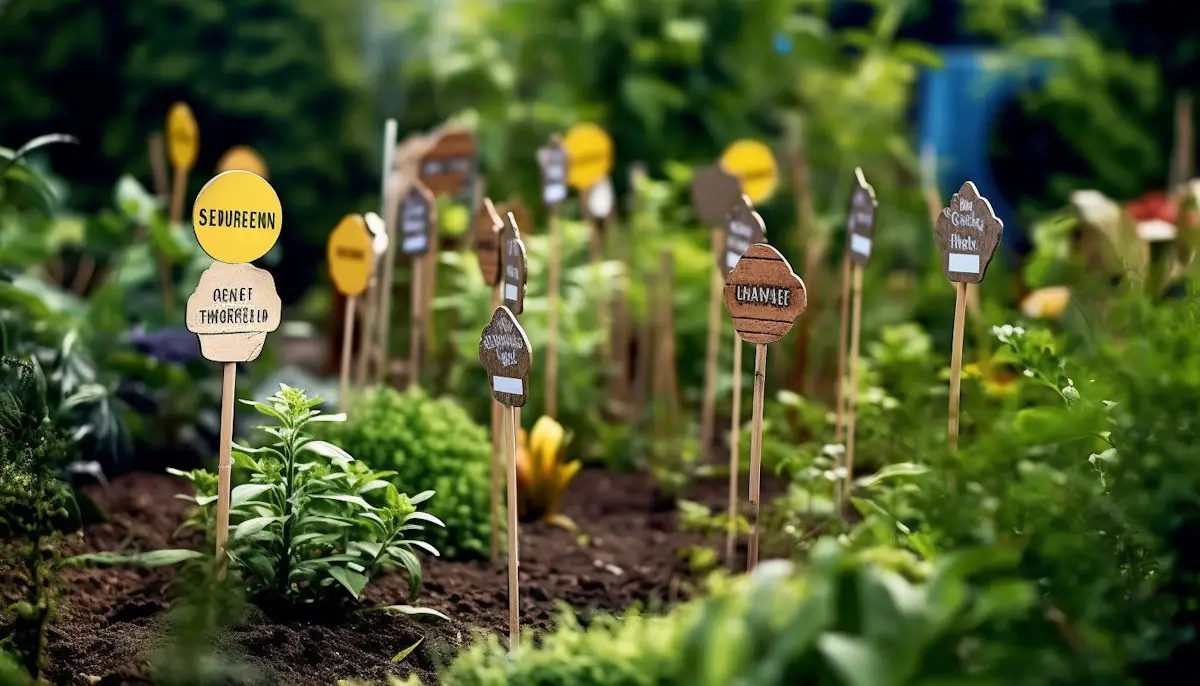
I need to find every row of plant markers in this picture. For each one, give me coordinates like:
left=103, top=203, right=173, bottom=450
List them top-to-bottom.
left=165, top=98, right=1005, bottom=649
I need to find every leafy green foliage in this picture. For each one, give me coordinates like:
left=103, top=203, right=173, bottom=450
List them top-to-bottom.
left=0, top=356, right=76, bottom=682
left=173, top=384, right=444, bottom=607
left=320, top=387, right=491, bottom=561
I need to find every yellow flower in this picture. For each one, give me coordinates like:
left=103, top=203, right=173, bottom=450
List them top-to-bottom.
left=1020, top=286, right=1071, bottom=320
left=963, top=362, right=1019, bottom=396
left=516, top=415, right=581, bottom=529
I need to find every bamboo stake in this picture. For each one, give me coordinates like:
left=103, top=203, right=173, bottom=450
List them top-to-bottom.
left=357, top=120, right=399, bottom=386
left=148, top=133, right=169, bottom=204
left=376, top=162, right=403, bottom=385
left=546, top=209, right=562, bottom=418
left=606, top=211, right=630, bottom=416
left=700, top=229, right=722, bottom=459
left=833, top=251, right=851, bottom=443
left=408, top=256, right=425, bottom=389
left=842, top=265, right=864, bottom=502
left=947, top=281, right=968, bottom=452
left=490, top=283, right=503, bottom=564
left=339, top=296, right=357, bottom=414
left=725, top=334, right=743, bottom=567
left=747, top=343, right=767, bottom=572
left=215, top=363, right=236, bottom=579
left=505, top=405, right=521, bottom=647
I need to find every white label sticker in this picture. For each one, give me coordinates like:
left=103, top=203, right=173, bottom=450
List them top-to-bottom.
left=544, top=184, right=567, bottom=205
left=850, top=234, right=872, bottom=257
left=402, top=235, right=427, bottom=254
left=725, top=251, right=741, bottom=271
left=948, top=253, right=980, bottom=274
left=504, top=283, right=519, bottom=301
left=492, top=376, right=523, bottom=395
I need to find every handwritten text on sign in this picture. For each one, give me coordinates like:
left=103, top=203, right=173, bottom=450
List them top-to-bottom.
left=934, top=181, right=1003, bottom=284
left=720, top=196, right=766, bottom=275
left=186, top=262, right=282, bottom=363
left=478, top=306, right=533, bottom=407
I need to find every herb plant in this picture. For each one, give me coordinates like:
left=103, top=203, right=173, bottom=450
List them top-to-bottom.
left=172, top=384, right=444, bottom=607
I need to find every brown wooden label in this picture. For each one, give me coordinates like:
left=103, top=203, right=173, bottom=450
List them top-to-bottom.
left=419, top=128, right=476, bottom=200
left=538, top=138, right=568, bottom=208
left=691, top=164, right=743, bottom=229
left=847, top=167, right=879, bottom=267
left=399, top=181, right=436, bottom=257
left=934, top=181, right=1003, bottom=283
left=719, top=195, right=767, bottom=275
left=473, top=197, right=503, bottom=285
left=497, top=198, right=532, bottom=236
left=501, top=212, right=528, bottom=314
left=723, top=244, right=806, bottom=345
left=186, top=262, right=282, bottom=362
left=478, top=306, right=533, bottom=407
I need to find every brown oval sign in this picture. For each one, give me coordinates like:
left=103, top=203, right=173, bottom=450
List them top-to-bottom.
left=419, top=128, right=476, bottom=200
left=692, top=164, right=743, bottom=229
left=847, top=168, right=879, bottom=267
left=935, top=181, right=1003, bottom=284
left=720, top=195, right=767, bottom=275
left=473, top=197, right=503, bottom=285
left=501, top=212, right=528, bottom=315
left=723, top=243, right=807, bottom=345
left=478, top=306, right=533, bottom=407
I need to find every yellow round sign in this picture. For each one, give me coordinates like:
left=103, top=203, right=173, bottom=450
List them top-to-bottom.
left=166, top=102, right=199, bottom=171
left=562, top=123, right=614, bottom=191
left=719, top=139, right=778, bottom=204
left=216, top=146, right=268, bottom=179
left=192, top=170, right=282, bottom=264
left=327, top=214, right=374, bottom=296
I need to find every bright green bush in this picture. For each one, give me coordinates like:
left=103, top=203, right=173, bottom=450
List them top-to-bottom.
left=320, top=387, right=492, bottom=561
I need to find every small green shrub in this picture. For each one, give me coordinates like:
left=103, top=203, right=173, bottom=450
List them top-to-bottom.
left=321, top=387, right=491, bottom=561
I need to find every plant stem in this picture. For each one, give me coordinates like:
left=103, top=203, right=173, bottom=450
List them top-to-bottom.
left=276, top=422, right=298, bottom=600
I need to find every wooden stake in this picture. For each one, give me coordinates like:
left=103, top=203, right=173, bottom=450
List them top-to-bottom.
left=358, top=122, right=399, bottom=386
left=148, top=133, right=169, bottom=204
left=375, top=160, right=403, bottom=385
left=162, top=164, right=188, bottom=318
left=546, top=209, right=562, bottom=418
left=606, top=211, right=630, bottom=415
left=700, top=229, right=722, bottom=459
left=423, top=235, right=439, bottom=355
left=833, top=251, right=851, bottom=443
left=408, top=256, right=425, bottom=389
left=842, top=265, right=864, bottom=502
left=947, top=281, right=967, bottom=452
left=489, top=283, right=502, bottom=564
left=339, top=296, right=357, bottom=414
left=725, top=334, right=743, bottom=567
left=747, top=343, right=767, bottom=572
left=215, top=362, right=236, bottom=579
left=505, top=404, right=521, bottom=648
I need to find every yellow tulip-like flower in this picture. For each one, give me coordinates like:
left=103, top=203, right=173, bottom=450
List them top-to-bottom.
left=1020, top=286, right=1071, bottom=320
left=962, top=362, right=1019, bottom=396
left=515, top=415, right=581, bottom=529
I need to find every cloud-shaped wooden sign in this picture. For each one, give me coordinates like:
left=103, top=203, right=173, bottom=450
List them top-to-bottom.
left=934, top=181, right=1004, bottom=284
left=723, top=244, right=807, bottom=345
left=186, top=262, right=282, bottom=362
left=478, top=306, right=533, bottom=407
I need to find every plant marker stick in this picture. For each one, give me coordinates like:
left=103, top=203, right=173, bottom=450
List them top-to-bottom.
left=165, top=103, right=199, bottom=318
left=357, top=119, right=399, bottom=386
left=148, top=133, right=169, bottom=205
left=537, top=136, right=568, bottom=418
left=328, top=213, right=374, bottom=410
left=700, top=229, right=722, bottom=459
left=833, top=251, right=851, bottom=443
left=842, top=265, right=864, bottom=500
left=490, top=281, right=503, bottom=563
left=948, top=281, right=967, bottom=451
left=339, top=297, right=356, bottom=413
left=725, top=333, right=742, bottom=566
left=748, top=343, right=767, bottom=571
left=215, top=362, right=236, bottom=577
left=506, top=404, right=521, bottom=646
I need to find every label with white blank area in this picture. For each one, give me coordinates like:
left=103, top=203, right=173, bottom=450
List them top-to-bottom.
left=850, top=234, right=872, bottom=258
left=948, top=253, right=980, bottom=274
left=492, top=376, right=524, bottom=395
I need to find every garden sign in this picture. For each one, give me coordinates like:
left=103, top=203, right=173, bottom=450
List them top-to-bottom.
left=839, top=168, right=878, bottom=505
left=327, top=213, right=374, bottom=413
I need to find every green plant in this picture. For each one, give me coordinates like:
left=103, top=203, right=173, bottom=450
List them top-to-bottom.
left=0, top=356, right=76, bottom=682
left=173, top=384, right=445, bottom=607
left=320, top=386, right=491, bottom=561
left=0, top=651, right=29, bottom=686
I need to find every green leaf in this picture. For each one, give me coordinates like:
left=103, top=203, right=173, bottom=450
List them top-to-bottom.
left=239, top=399, right=286, bottom=422
left=308, top=413, right=348, bottom=423
left=301, top=440, right=354, bottom=462
left=853, top=463, right=930, bottom=490
left=231, top=483, right=277, bottom=506
left=408, top=490, right=435, bottom=505
left=312, top=494, right=375, bottom=510
left=404, top=511, right=445, bottom=528
left=234, top=515, right=282, bottom=540
left=409, top=540, right=440, bottom=557
left=391, top=546, right=423, bottom=600
left=63, top=549, right=205, bottom=568
left=328, top=565, right=369, bottom=600
left=364, top=605, right=449, bottom=622
left=818, top=634, right=894, bottom=686
left=392, top=638, right=423, bottom=663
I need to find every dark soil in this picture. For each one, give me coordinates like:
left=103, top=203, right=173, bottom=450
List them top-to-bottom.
left=0, top=468, right=782, bottom=686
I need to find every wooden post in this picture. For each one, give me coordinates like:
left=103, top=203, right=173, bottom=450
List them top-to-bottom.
left=358, top=120, right=399, bottom=387
left=148, top=133, right=169, bottom=204
left=375, top=167, right=403, bottom=385
left=546, top=208, right=562, bottom=418
left=700, top=229, right=722, bottom=458
left=833, top=251, right=851, bottom=443
left=408, top=257, right=425, bottom=389
left=842, top=265, right=864, bottom=501
left=947, top=281, right=967, bottom=452
left=490, top=283, right=503, bottom=564
left=339, top=296, right=357, bottom=414
left=725, top=334, right=743, bottom=566
left=747, top=343, right=767, bottom=572
left=215, top=362, right=236, bottom=578
left=505, top=404, right=521, bottom=647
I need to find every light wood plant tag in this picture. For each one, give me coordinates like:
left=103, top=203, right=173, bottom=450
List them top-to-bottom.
left=419, top=127, right=476, bottom=201
left=538, top=137, right=569, bottom=208
left=691, top=164, right=743, bottom=229
left=847, top=167, right=879, bottom=267
left=399, top=181, right=437, bottom=257
left=935, top=181, right=1004, bottom=283
left=720, top=195, right=767, bottom=275
left=473, top=197, right=504, bottom=285
left=501, top=212, right=529, bottom=315
left=186, top=263, right=282, bottom=363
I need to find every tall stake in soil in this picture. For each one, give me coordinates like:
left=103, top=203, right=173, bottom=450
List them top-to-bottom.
left=546, top=209, right=562, bottom=418
left=700, top=229, right=723, bottom=460
left=833, top=251, right=851, bottom=443
left=408, top=255, right=425, bottom=389
left=842, top=265, right=864, bottom=502
left=947, top=282, right=967, bottom=452
left=490, top=283, right=502, bottom=564
left=338, top=296, right=357, bottom=414
left=725, top=334, right=743, bottom=567
left=747, top=343, right=767, bottom=572
left=215, top=363, right=237, bottom=579
left=505, top=405, right=521, bottom=647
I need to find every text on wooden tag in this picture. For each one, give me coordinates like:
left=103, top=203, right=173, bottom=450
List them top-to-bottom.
left=538, top=137, right=568, bottom=208
left=847, top=167, right=879, bottom=267
left=399, top=180, right=436, bottom=257
left=934, top=181, right=1004, bottom=284
left=720, top=195, right=767, bottom=275
left=501, top=212, right=529, bottom=315
left=723, top=243, right=807, bottom=345
left=478, top=306, right=533, bottom=407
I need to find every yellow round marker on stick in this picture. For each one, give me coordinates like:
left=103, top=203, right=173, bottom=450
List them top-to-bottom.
left=167, top=102, right=199, bottom=172
left=562, top=123, right=614, bottom=191
left=719, top=139, right=778, bottom=204
left=217, top=146, right=268, bottom=180
left=192, top=170, right=283, bottom=264
left=328, top=214, right=374, bottom=297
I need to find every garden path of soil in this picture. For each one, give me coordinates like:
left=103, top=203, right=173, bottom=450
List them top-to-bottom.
left=2, top=469, right=779, bottom=686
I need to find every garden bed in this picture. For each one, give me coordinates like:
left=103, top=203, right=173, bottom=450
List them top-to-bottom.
left=3, top=468, right=771, bottom=685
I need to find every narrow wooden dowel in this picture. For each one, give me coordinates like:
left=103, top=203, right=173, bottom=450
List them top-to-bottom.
left=148, top=133, right=169, bottom=204
left=163, top=167, right=187, bottom=317
left=375, top=172, right=402, bottom=385
left=546, top=209, right=561, bottom=418
left=586, top=214, right=610, bottom=365
left=700, top=229, right=722, bottom=460
left=423, top=239, right=439, bottom=355
left=833, top=251, right=851, bottom=443
left=408, top=257, right=424, bottom=389
left=842, top=265, right=864, bottom=504
left=356, top=274, right=378, bottom=388
left=948, top=281, right=968, bottom=452
left=489, top=285, right=502, bottom=564
left=339, top=296, right=357, bottom=414
left=725, top=334, right=743, bottom=567
left=747, top=343, right=767, bottom=572
left=215, top=362, right=237, bottom=579
left=505, top=405, right=521, bottom=648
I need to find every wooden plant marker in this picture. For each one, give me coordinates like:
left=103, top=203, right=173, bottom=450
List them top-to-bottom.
left=164, top=102, right=199, bottom=317
left=356, top=119, right=398, bottom=387
left=564, top=123, right=614, bottom=262
left=538, top=135, right=568, bottom=418
left=216, top=146, right=268, bottom=179
left=691, top=164, right=745, bottom=468
left=840, top=169, right=878, bottom=504
left=185, top=170, right=283, bottom=577
left=582, top=175, right=615, bottom=365
left=398, top=180, right=436, bottom=389
left=935, top=181, right=1003, bottom=452
left=717, top=195, right=767, bottom=566
left=474, top=197, right=505, bottom=563
left=501, top=212, right=529, bottom=315
left=327, top=214, right=375, bottom=413
left=723, top=243, right=806, bottom=572
left=477, top=306, right=533, bottom=647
